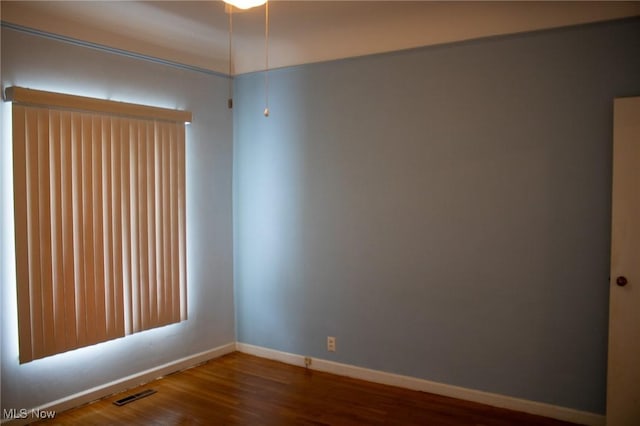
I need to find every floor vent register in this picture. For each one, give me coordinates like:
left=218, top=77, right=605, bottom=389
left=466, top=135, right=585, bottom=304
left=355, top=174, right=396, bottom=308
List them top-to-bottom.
left=113, top=389, right=157, bottom=406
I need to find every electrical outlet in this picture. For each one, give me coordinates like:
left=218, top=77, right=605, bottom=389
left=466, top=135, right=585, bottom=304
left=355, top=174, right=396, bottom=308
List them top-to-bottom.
left=327, top=336, right=336, bottom=352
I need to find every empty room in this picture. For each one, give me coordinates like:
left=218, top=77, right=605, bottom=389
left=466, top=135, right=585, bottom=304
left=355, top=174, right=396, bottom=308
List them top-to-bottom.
left=1, top=1, right=639, bottom=425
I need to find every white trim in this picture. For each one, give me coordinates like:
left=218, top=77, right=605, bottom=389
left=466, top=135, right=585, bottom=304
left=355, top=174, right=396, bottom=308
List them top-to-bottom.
left=2, top=342, right=236, bottom=425
left=2, top=342, right=605, bottom=426
left=236, top=343, right=605, bottom=426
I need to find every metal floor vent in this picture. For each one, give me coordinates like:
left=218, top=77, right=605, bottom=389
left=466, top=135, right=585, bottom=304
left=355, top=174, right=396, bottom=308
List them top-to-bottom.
left=113, top=389, right=157, bottom=406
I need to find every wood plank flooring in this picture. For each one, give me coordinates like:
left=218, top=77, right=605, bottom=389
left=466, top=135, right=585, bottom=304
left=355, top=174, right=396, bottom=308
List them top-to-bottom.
left=34, top=352, right=579, bottom=425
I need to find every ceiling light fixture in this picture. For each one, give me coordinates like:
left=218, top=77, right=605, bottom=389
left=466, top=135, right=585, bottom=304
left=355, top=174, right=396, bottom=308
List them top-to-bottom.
left=223, top=0, right=266, bottom=10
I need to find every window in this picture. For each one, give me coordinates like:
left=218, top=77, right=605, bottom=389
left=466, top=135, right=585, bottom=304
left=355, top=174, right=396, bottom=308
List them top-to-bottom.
left=5, top=87, right=191, bottom=363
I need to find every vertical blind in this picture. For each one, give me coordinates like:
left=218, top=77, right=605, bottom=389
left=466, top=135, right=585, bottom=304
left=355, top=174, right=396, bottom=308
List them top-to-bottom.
left=7, top=87, right=190, bottom=363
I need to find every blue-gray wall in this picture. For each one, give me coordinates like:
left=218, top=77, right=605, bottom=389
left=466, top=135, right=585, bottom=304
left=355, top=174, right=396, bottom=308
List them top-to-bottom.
left=234, top=18, right=640, bottom=414
left=1, top=27, right=235, bottom=410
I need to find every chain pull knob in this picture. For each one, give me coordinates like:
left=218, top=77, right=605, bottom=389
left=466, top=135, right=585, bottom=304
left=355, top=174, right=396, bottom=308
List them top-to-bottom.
left=616, top=276, right=628, bottom=287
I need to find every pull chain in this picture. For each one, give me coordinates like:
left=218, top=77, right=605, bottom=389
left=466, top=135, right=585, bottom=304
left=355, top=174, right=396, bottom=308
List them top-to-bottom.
left=263, top=0, right=270, bottom=117
left=228, top=6, right=234, bottom=109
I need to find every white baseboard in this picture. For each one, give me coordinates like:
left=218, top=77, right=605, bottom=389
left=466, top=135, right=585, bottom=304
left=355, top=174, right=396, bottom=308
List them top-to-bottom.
left=2, top=342, right=236, bottom=425
left=3, top=342, right=605, bottom=426
left=235, top=342, right=604, bottom=426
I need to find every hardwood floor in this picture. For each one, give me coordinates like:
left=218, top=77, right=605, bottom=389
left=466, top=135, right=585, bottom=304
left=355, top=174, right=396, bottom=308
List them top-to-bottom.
left=34, top=352, right=579, bottom=425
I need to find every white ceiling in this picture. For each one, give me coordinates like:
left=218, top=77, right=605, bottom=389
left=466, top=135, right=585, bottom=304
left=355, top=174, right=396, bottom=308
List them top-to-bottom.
left=2, top=1, right=639, bottom=75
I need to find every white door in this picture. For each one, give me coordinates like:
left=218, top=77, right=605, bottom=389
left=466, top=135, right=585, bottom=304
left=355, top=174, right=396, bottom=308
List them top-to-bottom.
left=607, top=96, right=640, bottom=425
